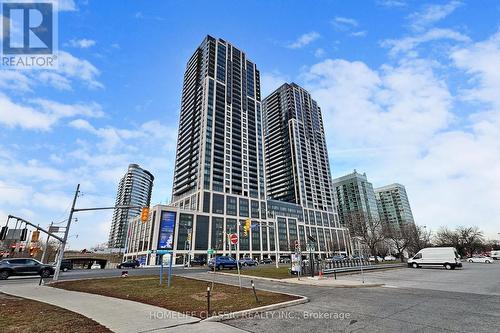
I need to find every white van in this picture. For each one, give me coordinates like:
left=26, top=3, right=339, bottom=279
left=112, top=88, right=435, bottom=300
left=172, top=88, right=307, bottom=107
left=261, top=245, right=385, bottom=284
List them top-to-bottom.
left=407, top=247, right=462, bottom=270
left=490, top=250, right=500, bottom=260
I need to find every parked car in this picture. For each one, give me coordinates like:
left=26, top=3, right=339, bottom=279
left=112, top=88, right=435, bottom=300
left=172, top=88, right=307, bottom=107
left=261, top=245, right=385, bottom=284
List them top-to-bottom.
left=407, top=247, right=462, bottom=270
left=331, top=255, right=346, bottom=261
left=384, top=255, right=397, bottom=261
left=208, top=256, right=239, bottom=270
left=369, top=256, right=384, bottom=262
left=467, top=256, right=493, bottom=263
left=185, top=257, right=206, bottom=267
left=239, top=257, right=258, bottom=266
left=279, top=257, right=291, bottom=263
left=0, top=258, right=55, bottom=280
left=260, top=258, right=273, bottom=264
left=51, top=259, right=73, bottom=272
left=117, top=259, right=140, bottom=269
left=90, top=262, right=101, bottom=269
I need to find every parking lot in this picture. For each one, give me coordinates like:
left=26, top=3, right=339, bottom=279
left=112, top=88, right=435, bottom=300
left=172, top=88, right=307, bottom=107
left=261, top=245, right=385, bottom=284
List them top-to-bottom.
left=336, top=261, right=500, bottom=295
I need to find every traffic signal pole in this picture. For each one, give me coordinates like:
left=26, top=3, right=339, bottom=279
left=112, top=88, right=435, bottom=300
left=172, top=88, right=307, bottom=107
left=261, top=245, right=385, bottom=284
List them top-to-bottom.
left=53, top=184, right=80, bottom=281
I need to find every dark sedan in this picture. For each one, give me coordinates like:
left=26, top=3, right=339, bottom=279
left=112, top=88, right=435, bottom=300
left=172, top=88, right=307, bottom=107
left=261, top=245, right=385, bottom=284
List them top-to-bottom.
left=0, top=258, right=55, bottom=280
left=117, top=259, right=140, bottom=269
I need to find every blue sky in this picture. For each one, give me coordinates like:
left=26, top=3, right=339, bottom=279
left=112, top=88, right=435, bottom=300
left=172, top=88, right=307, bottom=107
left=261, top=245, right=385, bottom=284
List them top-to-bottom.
left=1, top=0, right=500, bottom=249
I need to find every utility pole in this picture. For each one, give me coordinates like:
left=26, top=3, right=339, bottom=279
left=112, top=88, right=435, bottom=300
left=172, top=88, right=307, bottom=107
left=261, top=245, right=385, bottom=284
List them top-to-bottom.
left=53, top=184, right=80, bottom=281
left=40, top=222, right=53, bottom=264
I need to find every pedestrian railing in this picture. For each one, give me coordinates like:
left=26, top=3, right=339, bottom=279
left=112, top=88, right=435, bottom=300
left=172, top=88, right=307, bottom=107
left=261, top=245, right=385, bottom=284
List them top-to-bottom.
left=301, top=258, right=372, bottom=277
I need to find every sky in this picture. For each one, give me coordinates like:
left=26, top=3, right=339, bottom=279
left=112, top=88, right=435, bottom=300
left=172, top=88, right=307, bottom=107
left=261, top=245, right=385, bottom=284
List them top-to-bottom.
left=1, top=0, right=500, bottom=249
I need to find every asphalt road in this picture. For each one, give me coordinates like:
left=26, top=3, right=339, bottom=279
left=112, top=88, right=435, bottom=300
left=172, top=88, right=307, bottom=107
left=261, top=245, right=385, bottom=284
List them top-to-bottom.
left=336, top=261, right=500, bottom=296
left=1, top=262, right=499, bottom=332
left=175, top=263, right=500, bottom=333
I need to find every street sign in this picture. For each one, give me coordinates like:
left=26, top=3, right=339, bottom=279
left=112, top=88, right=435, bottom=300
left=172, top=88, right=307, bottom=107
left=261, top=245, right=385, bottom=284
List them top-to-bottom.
left=48, top=226, right=60, bottom=233
left=230, top=233, right=238, bottom=245
left=148, top=249, right=172, bottom=255
left=207, top=249, right=214, bottom=255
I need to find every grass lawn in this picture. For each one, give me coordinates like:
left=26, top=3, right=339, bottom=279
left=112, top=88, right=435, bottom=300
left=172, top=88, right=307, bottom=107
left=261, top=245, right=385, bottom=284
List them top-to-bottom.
left=226, top=266, right=293, bottom=279
left=52, top=275, right=298, bottom=318
left=0, top=293, right=111, bottom=333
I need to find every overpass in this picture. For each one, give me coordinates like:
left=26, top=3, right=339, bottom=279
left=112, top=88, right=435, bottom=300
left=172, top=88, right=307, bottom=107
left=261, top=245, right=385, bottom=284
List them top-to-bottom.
left=63, top=252, right=123, bottom=269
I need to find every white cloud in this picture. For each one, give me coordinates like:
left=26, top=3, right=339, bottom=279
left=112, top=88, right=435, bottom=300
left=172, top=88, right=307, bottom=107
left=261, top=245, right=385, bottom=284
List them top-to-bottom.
left=57, top=0, right=77, bottom=11
left=376, top=0, right=407, bottom=7
left=408, top=1, right=462, bottom=31
left=331, top=16, right=359, bottom=30
left=301, top=27, right=500, bottom=239
left=383, top=28, right=470, bottom=56
left=451, top=29, right=500, bottom=107
left=350, top=31, right=367, bottom=37
left=287, top=32, right=321, bottom=49
left=68, top=38, right=96, bottom=48
left=314, top=48, right=326, bottom=58
left=57, top=51, right=103, bottom=89
left=0, top=71, right=32, bottom=92
left=260, top=71, right=289, bottom=98
left=37, top=72, right=72, bottom=90
left=0, top=94, right=103, bottom=131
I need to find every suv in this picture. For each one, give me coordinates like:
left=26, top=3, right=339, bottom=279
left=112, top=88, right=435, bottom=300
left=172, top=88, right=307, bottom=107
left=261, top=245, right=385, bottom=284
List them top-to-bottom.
left=208, top=256, right=239, bottom=270
left=239, top=257, right=258, bottom=266
left=0, top=258, right=55, bottom=280
left=51, top=259, right=73, bottom=272
left=117, top=259, right=140, bottom=269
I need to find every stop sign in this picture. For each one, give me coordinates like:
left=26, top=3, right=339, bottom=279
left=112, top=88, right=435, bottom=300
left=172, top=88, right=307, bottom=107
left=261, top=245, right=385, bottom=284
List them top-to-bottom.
left=230, top=233, right=238, bottom=245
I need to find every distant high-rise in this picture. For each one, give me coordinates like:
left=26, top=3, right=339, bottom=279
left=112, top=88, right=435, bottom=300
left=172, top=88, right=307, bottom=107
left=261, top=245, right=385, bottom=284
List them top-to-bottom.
left=262, top=83, right=335, bottom=212
left=108, top=164, right=154, bottom=248
left=332, top=170, right=379, bottom=226
left=374, top=183, right=415, bottom=226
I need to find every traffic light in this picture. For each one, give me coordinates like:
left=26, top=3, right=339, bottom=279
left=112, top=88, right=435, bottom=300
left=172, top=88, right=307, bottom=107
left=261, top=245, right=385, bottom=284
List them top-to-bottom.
left=140, top=207, right=150, bottom=222
left=244, top=218, right=251, bottom=237
left=0, top=226, right=7, bottom=240
left=20, top=228, right=28, bottom=241
left=31, top=230, right=40, bottom=242
left=29, top=246, right=36, bottom=257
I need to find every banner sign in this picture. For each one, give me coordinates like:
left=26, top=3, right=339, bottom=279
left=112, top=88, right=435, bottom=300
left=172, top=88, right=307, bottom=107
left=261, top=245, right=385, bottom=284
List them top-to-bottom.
left=158, top=211, right=176, bottom=250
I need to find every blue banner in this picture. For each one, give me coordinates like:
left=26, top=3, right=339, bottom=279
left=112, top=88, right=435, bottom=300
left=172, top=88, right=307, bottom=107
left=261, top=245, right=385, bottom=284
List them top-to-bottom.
left=158, top=211, right=176, bottom=250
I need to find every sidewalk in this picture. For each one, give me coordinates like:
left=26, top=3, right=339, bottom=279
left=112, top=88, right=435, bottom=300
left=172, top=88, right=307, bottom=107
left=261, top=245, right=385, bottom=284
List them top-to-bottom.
left=281, top=276, right=384, bottom=288
left=0, top=283, right=245, bottom=333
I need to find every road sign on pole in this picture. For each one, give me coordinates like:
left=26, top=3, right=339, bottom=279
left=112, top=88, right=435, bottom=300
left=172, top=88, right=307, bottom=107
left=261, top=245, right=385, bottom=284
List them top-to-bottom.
left=230, top=233, right=238, bottom=245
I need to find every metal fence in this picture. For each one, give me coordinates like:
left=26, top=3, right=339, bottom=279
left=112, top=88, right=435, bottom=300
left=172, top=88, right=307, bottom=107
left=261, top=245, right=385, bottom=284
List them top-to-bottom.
left=301, top=258, right=372, bottom=276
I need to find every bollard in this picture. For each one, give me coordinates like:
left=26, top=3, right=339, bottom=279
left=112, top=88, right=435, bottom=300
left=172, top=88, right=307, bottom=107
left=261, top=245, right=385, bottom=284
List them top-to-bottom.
left=39, top=275, right=44, bottom=286
left=251, top=280, right=259, bottom=303
left=206, top=284, right=211, bottom=318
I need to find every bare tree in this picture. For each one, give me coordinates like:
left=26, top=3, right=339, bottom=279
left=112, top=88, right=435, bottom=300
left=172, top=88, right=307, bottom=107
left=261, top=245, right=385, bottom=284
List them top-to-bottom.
left=346, top=211, right=385, bottom=262
left=383, top=223, right=413, bottom=262
left=407, top=224, right=432, bottom=256
left=434, top=226, right=485, bottom=257
left=457, top=226, right=484, bottom=257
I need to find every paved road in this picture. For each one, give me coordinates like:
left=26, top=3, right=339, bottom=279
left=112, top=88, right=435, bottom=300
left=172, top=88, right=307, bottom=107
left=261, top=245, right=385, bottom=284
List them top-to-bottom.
left=336, top=261, right=500, bottom=296
left=2, top=263, right=499, bottom=332
left=0, top=265, right=205, bottom=285
left=175, top=266, right=500, bottom=333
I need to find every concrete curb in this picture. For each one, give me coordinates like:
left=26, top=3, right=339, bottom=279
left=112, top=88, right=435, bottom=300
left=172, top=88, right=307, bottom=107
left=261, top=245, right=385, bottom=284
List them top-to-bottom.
left=212, top=271, right=286, bottom=283
left=213, top=271, right=385, bottom=288
left=202, top=295, right=309, bottom=322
